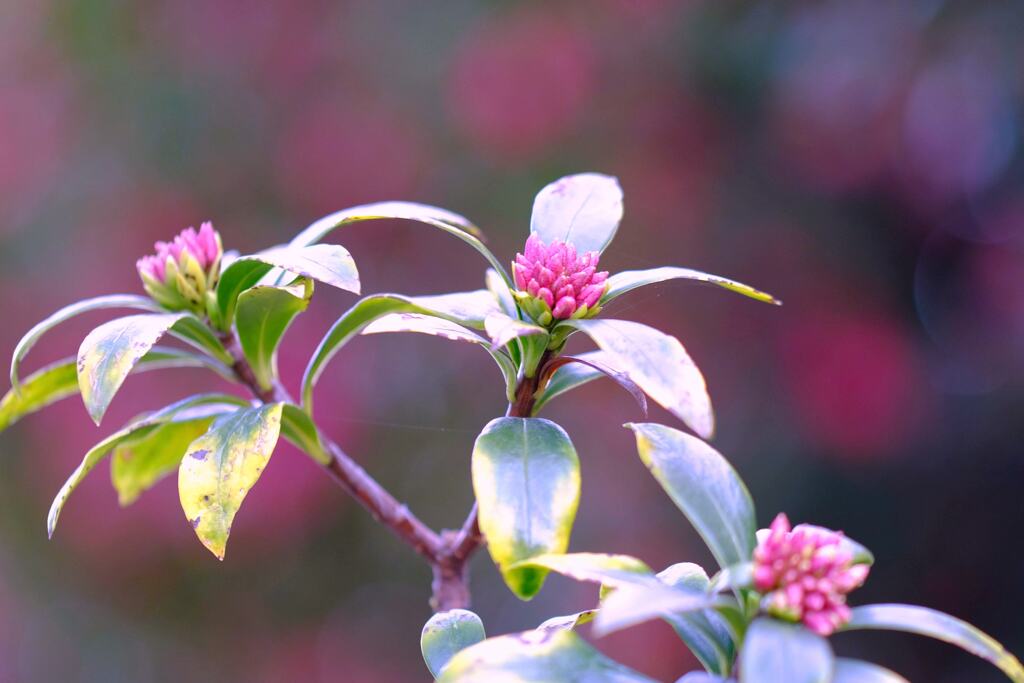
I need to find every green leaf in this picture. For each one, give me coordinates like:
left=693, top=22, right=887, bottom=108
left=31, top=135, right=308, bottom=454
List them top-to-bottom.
left=531, top=173, right=624, bottom=254
left=286, top=201, right=512, bottom=287
left=290, top=201, right=483, bottom=246
left=216, top=243, right=360, bottom=326
left=603, top=267, right=780, bottom=307
left=487, top=268, right=519, bottom=318
left=235, top=280, right=311, bottom=390
left=397, top=289, right=502, bottom=330
left=302, top=293, right=511, bottom=411
left=11, top=294, right=162, bottom=391
left=363, top=312, right=494, bottom=344
left=484, top=312, right=548, bottom=350
left=77, top=313, right=191, bottom=424
left=361, top=313, right=518, bottom=401
left=167, top=315, right=233, bottom=365
left=566, top=319, right=714, bottom=439
left=1, top=348, right=227, bottom=434
left=532, top=350, right=610, bottom=413
left=538, top=355, right=647, bottom=417
left=3, top=359, right=79, bottom=432
left=47, top=394, right=246, bottom=536
left=178, top=403, right=284, bottom=560
left=280, top=403, right=330, bottom=465
left=472, top=417, right=581, bottom=599
left=111, top=418, right=215, bottom=506
left=626, top=423, right=755, bottom=571
left=510, top=553, right=655, bottom=589
left=709, top=562, right=755, bottom=593
left=658, top=563, right=735, bottom=676
left=594, top=582, right=714, bottom=638
left=844, top=604, right=1024, bottom=682
left=422, top=609, right=487, bottom=678
left=537, top=610, right=597, bottom=633
left=739, top=618, right=834, bottom=683
left=437, top=629, right=658, bottom=683
left=831, top=659, right=907, bottom=683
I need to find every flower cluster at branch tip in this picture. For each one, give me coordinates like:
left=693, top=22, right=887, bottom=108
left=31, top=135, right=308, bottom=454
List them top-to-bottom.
left=137, top=222, right=223, bottom=317
left=512, top=235, right=609, bottom=325
left=753, top=513, right=870, bottom=636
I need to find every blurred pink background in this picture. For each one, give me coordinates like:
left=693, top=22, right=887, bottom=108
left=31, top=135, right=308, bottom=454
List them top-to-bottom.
left=2, top=1, right=1023, bottom=681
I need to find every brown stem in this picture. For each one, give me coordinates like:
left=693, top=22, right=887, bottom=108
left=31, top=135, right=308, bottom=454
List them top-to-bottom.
left=218, top=331, right=554, bottom=613
left=219, top=332, right=443, bottom=564
left=429, top=350, right=556, bottom=609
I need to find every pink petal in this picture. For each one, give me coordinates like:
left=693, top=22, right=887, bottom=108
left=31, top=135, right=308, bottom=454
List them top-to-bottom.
left=537, top=287, right=554, bottom=308
left=552, top=296, right=576, bottom=319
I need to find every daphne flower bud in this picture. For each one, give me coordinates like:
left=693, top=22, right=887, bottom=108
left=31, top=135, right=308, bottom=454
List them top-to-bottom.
left=137, top=222, right=223, bottom=317
left=512, top=235, right=609, bottom=326
left=753, top=513, right=870, bottom=636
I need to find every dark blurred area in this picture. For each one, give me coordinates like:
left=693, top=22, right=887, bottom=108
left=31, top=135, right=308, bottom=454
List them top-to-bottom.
left=2, top=1, right=1023, bottom=681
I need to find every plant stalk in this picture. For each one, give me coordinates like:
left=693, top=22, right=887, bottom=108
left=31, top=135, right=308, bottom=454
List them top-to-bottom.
left=219, top=331, right=552, bottom=613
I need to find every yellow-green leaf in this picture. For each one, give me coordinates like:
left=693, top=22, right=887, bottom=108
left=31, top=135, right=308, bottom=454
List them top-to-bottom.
left=10, top=294, right=161, bottom=391
left=77, top=313, right=188, bottom=424
left=0, top=349, right=232, bottom=435
left=47, top=394, right=245, bottom=537
left=178, top=403, right=284, bottom=560
left=280, top=403, right=330, bottom=465
left=472, top=417, right=581, bottom=600
left=112, top=418, right=215, bottom=506
left=509, top=552, right=654, bottom=589
left=537, top=610, right=597, bottom=633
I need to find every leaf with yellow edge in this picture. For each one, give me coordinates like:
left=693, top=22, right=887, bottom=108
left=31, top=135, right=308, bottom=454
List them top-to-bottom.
left=603, top=267, right=780, bottom=307
left=47, top=394, right=245, bottom=537
left=178, top=403, right=284, bottom=560
left=472, top=417, right=581, bottom=600
left=843, top=604, right=1024, bottom=683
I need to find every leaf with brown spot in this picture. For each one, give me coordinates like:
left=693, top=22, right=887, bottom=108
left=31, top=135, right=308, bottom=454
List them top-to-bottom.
left=47, top=394, right=246, bottom=537
left=178, top=403, right=284, bottom=560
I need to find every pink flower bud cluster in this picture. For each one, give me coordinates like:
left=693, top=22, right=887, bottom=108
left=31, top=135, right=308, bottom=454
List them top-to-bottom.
left=136, top=222, right=223, bottom=315
left=137, top=222, right=221, bottom=283
left=512, top=235, right=608, bottom=323
left=753, top=513, right=870, bottom=636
